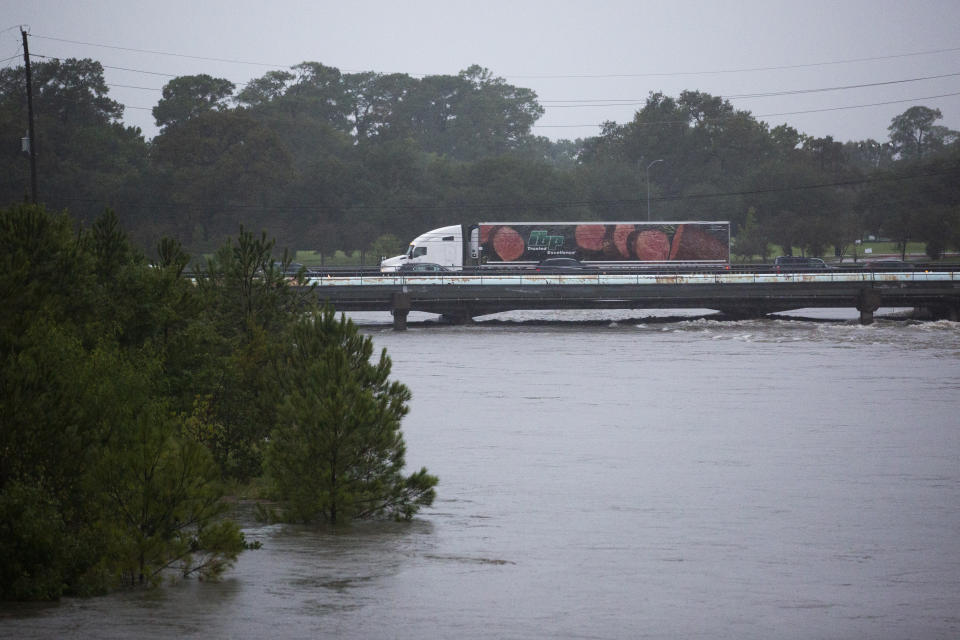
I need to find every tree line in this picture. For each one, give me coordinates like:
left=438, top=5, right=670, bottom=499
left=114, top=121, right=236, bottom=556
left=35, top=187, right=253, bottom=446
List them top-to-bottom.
left=2, top=57, right=958, bottom=261
left=0, top=203, right=437, bottom=600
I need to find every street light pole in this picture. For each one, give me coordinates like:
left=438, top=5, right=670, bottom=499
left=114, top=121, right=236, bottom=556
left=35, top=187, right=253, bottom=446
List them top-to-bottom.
left=646, top=159, right=663, bottom=221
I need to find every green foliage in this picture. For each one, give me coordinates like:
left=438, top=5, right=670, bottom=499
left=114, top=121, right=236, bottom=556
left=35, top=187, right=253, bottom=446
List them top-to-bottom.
left=2, top=55, right=959, bottom=263
left=0, top=58, right=148, bottom=228
left=235, top=70, right=295, bottom=108
left=153, top=74, right=236, bottom=131
left=888, top=106, right=945, bottom=160
left=151, top=109, right=294, bottom=248
left=1, top=202, right=437, bottom=599
left=0, top=203, right=92, bottom=340
left=0, top=204, right=247, bottom=599
left=733, top=208, right=770, bottom=261
left=87, top=209, right=135, bottom=280
left=190, top=227, right=315, bottom=479
left=369, top=234, right=406, bottom=261
left=155, top=236, right=191, bottom=275
left=266, top=307, right=437, bottom=524
left=90, top=400, right=245, bottom=586
left=0, top=481, right=71, bottom=600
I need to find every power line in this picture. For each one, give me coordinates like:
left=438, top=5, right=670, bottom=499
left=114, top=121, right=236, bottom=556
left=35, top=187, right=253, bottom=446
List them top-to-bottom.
left=0, top=28, right=23, bottom=66
left=28, top=31, right=960, bottom=80
left=29, top=33, right=379, bottom=77
left=31, top=34, right=289, bottom=69
left=24, top=40, right=960, bottom=108
left=17, top=44, right=960, bottom=140
left=508, top=47, right=960, bottom=79
left=25, top=49, right=960, bottom=120
left=29, top=52, right=177, bottom=77
left=30, top=52, right=252, bottom=87
left=17, top=63, right=959, bottom=128
left=539, top=72, right=960, bottom=107
left=726, top=72, right=960, bottom=99
left=109, top=83, right=163, bottom=91
left=532, top=91, right=960, bottom=129
left=754, top=91, right=960, bottom=118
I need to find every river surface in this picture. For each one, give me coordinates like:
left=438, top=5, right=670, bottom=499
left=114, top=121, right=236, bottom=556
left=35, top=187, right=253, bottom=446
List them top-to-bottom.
left=3, top=309, right=960, bottom=639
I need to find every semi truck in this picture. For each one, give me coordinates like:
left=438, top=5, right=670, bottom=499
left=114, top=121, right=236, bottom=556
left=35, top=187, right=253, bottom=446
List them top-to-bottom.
left=379, top=221, right=730, bottom=271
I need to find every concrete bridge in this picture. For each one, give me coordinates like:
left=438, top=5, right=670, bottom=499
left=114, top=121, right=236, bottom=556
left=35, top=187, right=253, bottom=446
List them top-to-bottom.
left=303, top=270, right=960, bottom=330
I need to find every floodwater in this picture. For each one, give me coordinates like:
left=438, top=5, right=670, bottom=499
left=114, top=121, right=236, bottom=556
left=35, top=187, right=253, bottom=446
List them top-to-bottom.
left=3, top=309, right=960, bottom=639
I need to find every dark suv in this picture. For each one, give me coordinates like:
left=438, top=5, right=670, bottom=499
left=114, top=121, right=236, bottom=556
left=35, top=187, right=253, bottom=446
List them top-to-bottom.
left=773, top=256, right=829, bottom=271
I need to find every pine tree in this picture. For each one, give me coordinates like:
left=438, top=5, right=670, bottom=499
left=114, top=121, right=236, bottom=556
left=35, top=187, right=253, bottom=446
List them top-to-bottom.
left=0, top=204, right=247, bottom=598
left=191, top=227, right=312, bottom=479
left=266, top=307, right=437, bottom=523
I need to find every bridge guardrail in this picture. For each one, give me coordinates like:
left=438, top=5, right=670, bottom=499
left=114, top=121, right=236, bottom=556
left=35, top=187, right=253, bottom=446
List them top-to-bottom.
left=306, top=269, right=958, bottom=287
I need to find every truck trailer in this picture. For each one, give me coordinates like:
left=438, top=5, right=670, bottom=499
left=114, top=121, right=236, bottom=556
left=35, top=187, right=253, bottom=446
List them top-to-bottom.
left=380, top=221, right=730, bottom=271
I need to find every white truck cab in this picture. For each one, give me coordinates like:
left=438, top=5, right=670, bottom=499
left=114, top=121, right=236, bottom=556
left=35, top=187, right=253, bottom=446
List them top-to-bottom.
left=380, top=225, right=465, bottom=271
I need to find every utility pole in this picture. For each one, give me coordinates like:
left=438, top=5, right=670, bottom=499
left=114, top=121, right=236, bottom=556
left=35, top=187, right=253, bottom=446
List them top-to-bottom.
left=21, top=27, right=38, bottom=204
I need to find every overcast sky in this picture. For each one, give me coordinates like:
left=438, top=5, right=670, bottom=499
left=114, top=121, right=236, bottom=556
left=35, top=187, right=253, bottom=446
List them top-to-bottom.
left=4, top=0, right=960, bottom=144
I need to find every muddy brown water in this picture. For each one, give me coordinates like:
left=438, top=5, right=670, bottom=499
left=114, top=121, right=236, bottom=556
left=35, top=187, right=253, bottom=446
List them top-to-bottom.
left=4, top=309, right=959, bottom=639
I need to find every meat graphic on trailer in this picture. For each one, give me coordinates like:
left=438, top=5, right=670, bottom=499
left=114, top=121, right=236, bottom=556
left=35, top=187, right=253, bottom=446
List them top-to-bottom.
left=379, top=221, right=730, bottom=271
left=479, top=222, right=729, bottom=265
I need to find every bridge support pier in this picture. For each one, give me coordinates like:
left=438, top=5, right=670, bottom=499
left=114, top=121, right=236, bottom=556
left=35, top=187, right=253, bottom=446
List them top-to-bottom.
left=856, top=289, right=882, bottom=325
left=391, top=292, right=411, bottom=331
left=919, top=303, right=960, bottom=322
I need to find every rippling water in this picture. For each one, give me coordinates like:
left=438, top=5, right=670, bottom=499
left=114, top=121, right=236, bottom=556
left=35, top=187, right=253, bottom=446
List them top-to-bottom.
left=4, top=310, right=960, bottom=639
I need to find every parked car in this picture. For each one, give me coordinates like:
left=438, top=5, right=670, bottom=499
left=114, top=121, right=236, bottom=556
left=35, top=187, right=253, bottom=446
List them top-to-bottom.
left=773, top=256, right=830, bottom=271
left=534, top=257, right=598, bottom=272
left=397, top=262, right=450, bottom=273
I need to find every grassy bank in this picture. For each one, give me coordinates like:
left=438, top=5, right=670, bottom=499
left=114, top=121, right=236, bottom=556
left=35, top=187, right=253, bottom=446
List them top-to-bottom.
left=736, top=241, right=935, bottom=263
left=295, top=250, right=371, bottom=267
